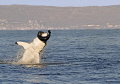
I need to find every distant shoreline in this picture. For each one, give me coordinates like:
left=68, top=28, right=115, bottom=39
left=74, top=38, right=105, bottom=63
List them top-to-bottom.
left=0, top=5, right=120, bottom=30
left=0, top=27, right=120, bottom=30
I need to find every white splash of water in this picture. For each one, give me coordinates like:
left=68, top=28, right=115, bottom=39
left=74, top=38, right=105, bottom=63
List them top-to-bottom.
left=12, top=47, right=43, bottom=65
left=12, top=48, right=25, bottom=64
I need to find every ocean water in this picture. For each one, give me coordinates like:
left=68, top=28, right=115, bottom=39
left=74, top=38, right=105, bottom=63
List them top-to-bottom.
left=0, top=29, right=120, bottom=84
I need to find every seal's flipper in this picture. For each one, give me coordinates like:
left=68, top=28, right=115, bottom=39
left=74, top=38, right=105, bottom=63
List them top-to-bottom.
left=15, top=42, right=29, bottom=49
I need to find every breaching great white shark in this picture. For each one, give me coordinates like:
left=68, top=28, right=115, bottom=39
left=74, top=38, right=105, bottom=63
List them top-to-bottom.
left=15, top=30, right=51, bottom=64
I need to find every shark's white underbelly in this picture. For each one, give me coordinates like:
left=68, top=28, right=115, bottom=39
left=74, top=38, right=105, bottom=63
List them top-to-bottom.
left=17, top=37, right=46, bottom=64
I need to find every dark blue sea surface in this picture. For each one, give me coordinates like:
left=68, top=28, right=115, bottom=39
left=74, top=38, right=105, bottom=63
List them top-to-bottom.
left=0, top=29, right=120, bottom=84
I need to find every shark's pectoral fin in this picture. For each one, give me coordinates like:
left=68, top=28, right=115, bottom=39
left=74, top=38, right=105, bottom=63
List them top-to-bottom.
left=15, top=41, right=29, bottom=49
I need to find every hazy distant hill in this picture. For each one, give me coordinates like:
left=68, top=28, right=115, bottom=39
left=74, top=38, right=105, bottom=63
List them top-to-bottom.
left=0, top=5, right=120, bottom=29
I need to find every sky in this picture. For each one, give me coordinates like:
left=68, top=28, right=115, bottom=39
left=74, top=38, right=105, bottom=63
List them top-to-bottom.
left=0, top=0, right=120, bottom=7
